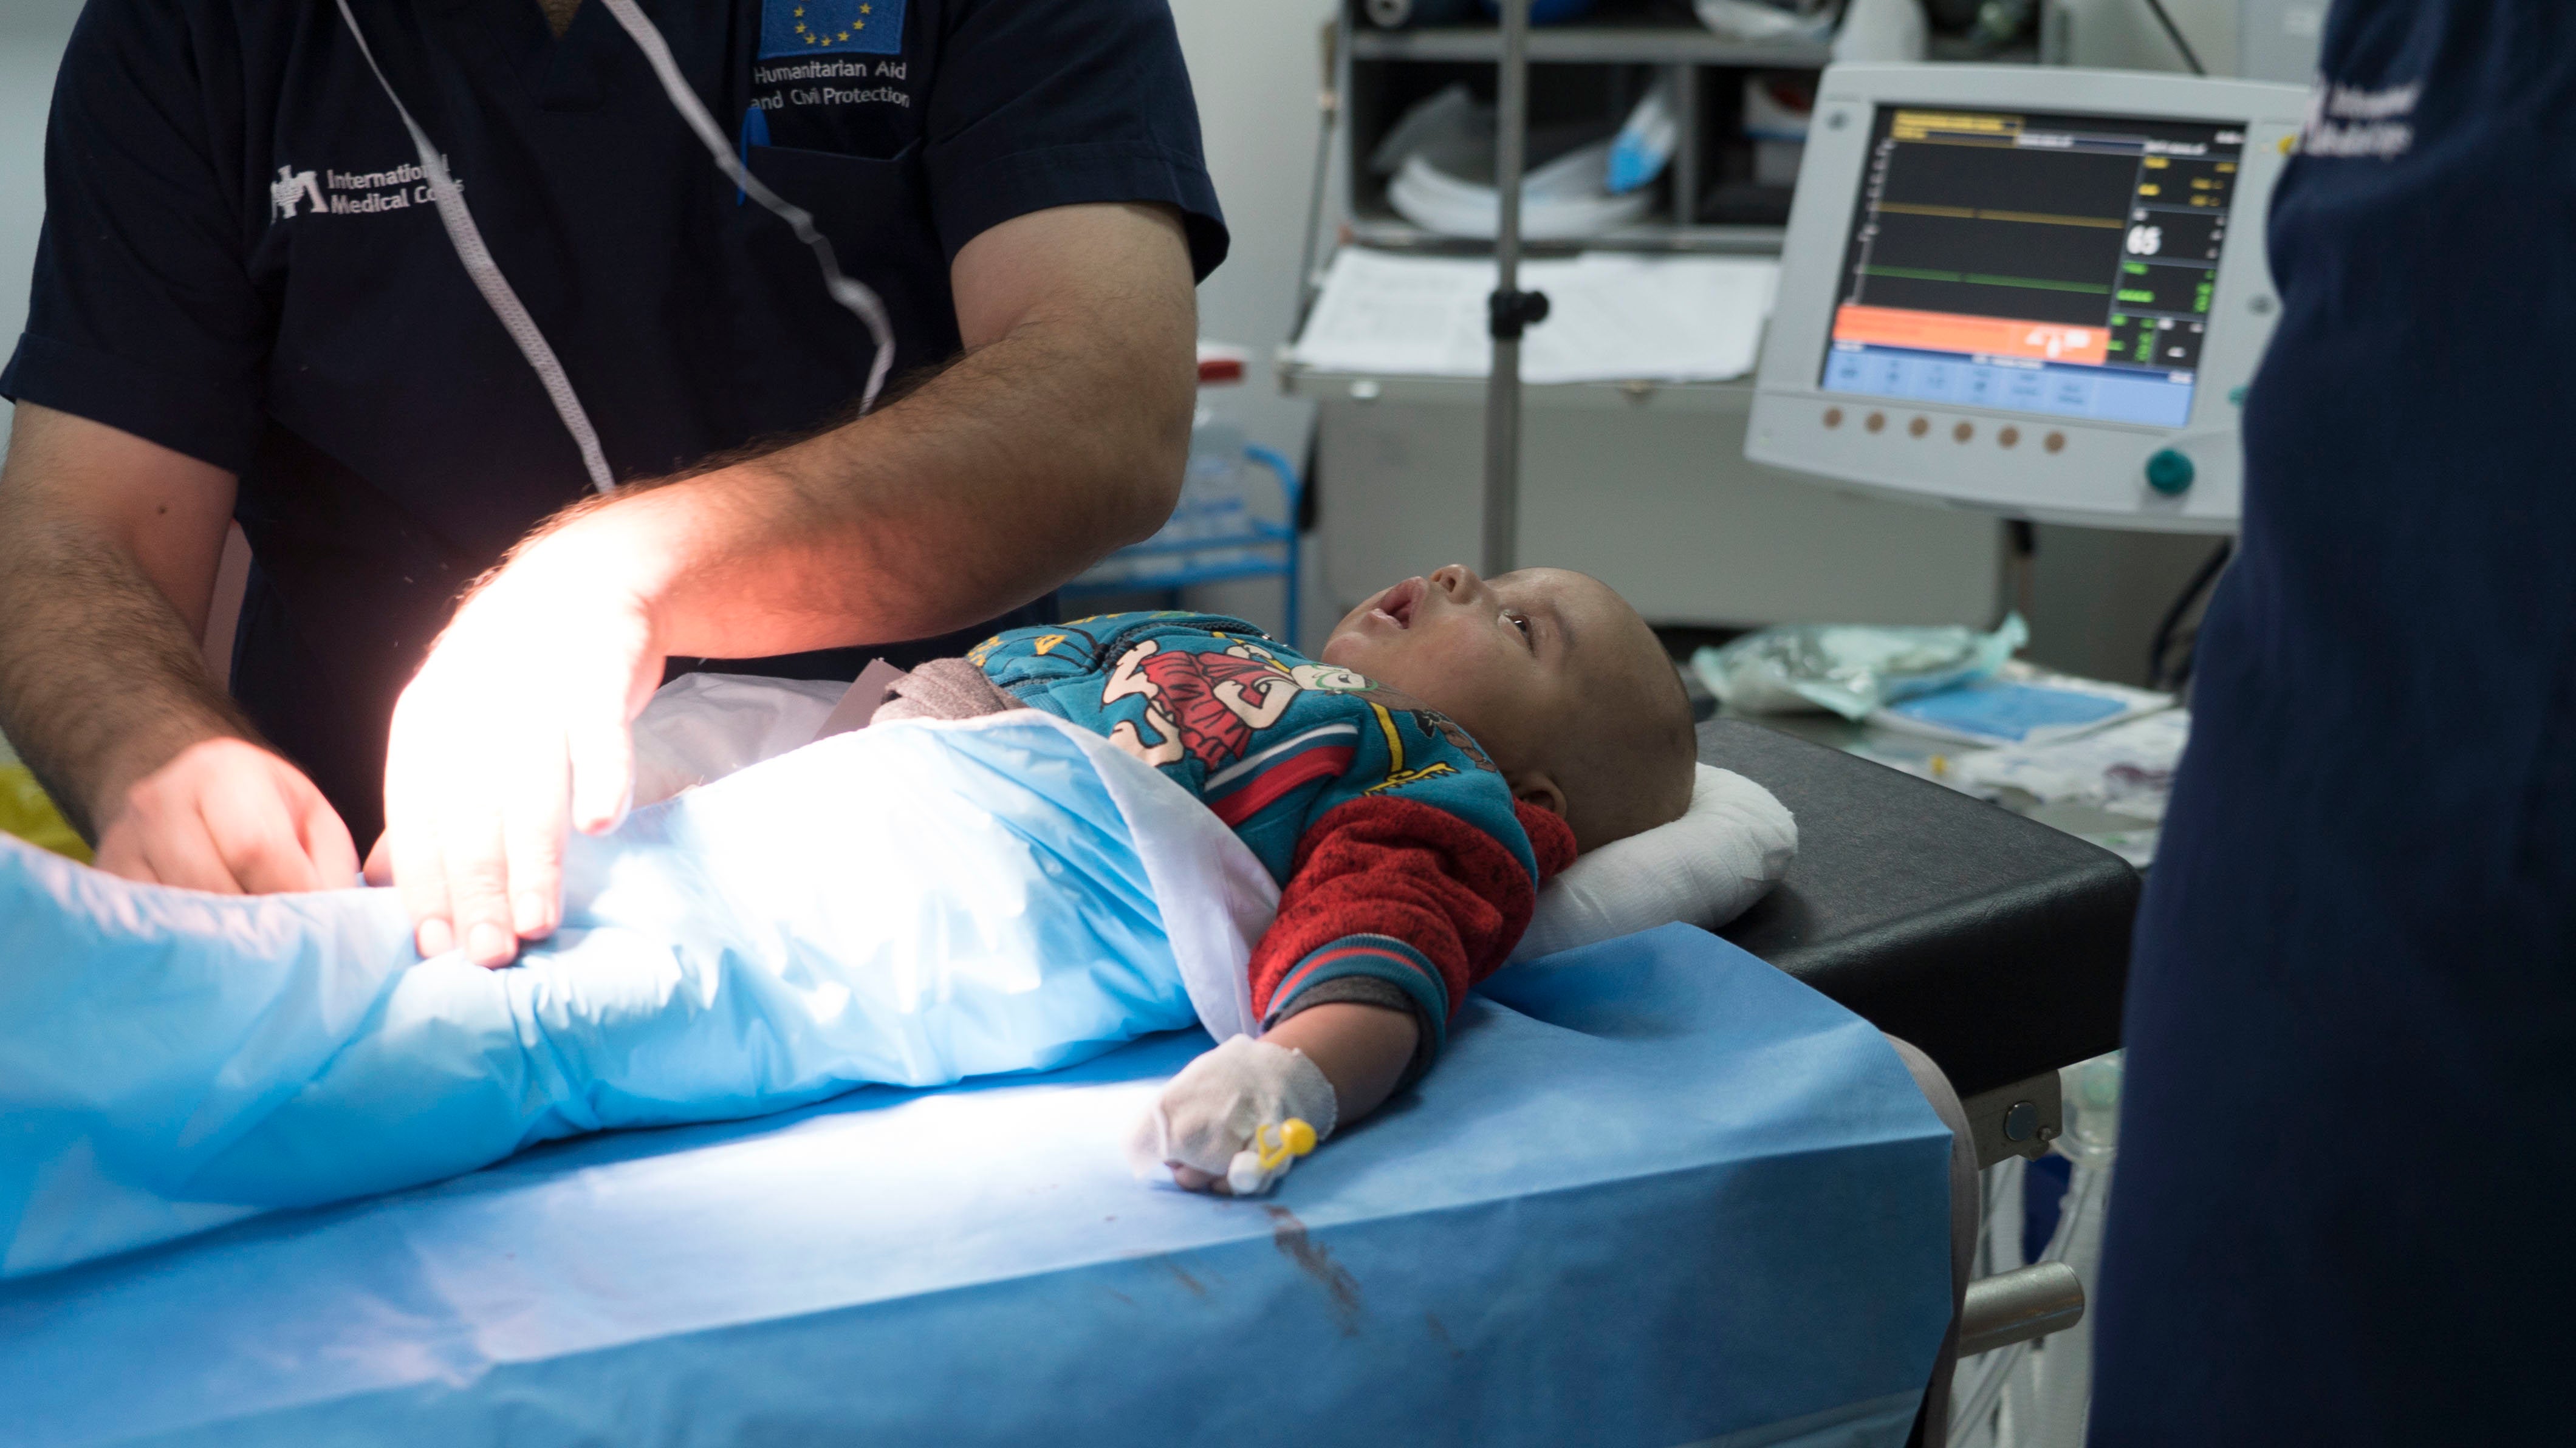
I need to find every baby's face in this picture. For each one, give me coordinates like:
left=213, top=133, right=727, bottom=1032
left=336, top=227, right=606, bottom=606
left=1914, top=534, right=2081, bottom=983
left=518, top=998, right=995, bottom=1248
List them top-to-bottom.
left=1320, top=565, right=1654, bottom=782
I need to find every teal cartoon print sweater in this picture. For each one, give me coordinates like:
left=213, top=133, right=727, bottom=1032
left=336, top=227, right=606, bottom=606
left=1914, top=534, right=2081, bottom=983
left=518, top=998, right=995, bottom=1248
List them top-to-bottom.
left=971, top=612, right=1575, bottom=1079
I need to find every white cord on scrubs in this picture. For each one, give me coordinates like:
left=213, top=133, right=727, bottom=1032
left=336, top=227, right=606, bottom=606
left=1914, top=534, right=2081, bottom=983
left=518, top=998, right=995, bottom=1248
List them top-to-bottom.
left=329, top=0, right=899, bottom=496
left=331, top=0, right=616, bottom=493
left=592, top=0, right=898, bottom=418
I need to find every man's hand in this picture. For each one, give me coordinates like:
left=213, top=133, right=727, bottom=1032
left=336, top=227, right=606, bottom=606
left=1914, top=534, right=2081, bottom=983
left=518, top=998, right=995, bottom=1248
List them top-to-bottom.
left=0, top=405, right=312, bottom=892
left=379, top=533, right=663, bottom=966
left=94, top=737, right=358, bottom=893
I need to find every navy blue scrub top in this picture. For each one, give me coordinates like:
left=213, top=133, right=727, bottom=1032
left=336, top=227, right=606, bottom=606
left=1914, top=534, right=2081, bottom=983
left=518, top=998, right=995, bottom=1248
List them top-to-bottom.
left=1, top=0, right=1227, bottom=844
left=2092, top=2, right=2576, bottom=1440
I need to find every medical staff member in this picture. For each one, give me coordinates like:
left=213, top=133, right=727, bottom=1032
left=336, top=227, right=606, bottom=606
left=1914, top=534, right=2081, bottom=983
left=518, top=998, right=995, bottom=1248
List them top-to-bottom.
left=0, top=0, right=1224, bottom=966
left=2091, top=2, right=2574, bottom=1439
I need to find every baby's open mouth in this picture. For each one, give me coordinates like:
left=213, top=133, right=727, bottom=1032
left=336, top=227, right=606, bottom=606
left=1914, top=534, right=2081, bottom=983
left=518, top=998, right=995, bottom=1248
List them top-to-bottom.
left=1374, top=576, right=1425, bottom=630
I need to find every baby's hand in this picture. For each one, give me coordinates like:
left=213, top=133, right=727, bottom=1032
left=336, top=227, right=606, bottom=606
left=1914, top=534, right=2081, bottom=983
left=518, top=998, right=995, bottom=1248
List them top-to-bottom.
left=1126, top=1035, right=1338, bottom=1195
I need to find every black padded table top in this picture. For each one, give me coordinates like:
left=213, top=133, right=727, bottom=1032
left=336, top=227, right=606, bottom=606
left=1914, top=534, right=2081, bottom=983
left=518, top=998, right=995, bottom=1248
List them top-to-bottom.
left=1704, top=719, right=2139, bottom=1098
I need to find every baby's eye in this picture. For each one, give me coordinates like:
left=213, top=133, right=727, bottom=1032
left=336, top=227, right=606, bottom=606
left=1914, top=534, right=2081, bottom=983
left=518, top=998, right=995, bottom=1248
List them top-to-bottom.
left=1504, top=610, right=1532, bottom=640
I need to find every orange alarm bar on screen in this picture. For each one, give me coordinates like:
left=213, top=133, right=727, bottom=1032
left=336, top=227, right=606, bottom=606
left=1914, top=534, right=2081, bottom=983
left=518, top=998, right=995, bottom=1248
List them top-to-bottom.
left=1830, top=304, right=2111, bottom=366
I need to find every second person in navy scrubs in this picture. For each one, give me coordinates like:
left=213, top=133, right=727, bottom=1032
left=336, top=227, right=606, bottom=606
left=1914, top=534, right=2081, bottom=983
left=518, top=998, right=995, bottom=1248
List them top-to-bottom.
left=2092, top=1, right=2576, bottom=1439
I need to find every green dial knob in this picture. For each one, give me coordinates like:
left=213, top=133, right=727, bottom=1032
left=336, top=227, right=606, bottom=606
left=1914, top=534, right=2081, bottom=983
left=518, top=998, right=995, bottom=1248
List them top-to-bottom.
left=2146, top=448, right=2196, bottom=496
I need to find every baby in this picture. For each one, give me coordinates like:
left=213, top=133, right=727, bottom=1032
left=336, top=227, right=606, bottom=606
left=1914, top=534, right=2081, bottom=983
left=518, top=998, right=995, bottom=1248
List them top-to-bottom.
left=0, top=564, right=1696, bottom=1273
left=939, top=565, right=1699, bottom=1191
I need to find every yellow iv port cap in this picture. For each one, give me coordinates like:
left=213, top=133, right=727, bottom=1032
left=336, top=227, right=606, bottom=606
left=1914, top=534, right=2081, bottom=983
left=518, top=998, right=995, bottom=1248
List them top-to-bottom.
left=1253, top=1119, right=1319, bottom=1172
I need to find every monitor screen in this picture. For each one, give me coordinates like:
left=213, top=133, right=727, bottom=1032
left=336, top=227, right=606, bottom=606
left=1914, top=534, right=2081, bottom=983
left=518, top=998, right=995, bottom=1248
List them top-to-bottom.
left=1820, top=106, right=2247, bottom=429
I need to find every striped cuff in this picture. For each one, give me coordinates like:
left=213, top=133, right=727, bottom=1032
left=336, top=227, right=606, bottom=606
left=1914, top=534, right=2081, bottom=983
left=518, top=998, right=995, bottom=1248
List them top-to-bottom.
left=1266, top=935, right=1451, bottom=1061
left=1272, top=977, right=1439, bottom=1089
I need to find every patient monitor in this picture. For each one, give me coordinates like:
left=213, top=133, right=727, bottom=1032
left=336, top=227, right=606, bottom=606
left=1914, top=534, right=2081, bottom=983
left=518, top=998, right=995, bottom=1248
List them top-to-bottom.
left=1749, top=65, right=2311, bottom=532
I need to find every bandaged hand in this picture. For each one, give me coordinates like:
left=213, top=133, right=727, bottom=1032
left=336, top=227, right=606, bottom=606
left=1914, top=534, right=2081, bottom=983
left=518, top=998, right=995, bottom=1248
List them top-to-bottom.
left=1126, top=1034, right=1339, bottom=1196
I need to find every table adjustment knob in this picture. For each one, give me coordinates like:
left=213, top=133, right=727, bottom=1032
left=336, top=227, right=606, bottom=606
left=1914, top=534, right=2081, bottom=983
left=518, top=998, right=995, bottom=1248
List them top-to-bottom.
left=2145, top=448, right=2196, bottom=495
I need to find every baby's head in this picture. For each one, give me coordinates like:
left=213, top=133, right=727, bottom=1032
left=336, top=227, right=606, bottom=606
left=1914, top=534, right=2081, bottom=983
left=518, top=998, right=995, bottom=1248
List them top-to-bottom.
left=1321, top=565, right=1695, bottom=852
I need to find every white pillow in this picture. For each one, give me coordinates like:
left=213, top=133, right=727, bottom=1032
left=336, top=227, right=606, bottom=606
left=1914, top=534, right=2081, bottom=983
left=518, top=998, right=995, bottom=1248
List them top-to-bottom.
left=1510, top=763, right=1798, bottom=963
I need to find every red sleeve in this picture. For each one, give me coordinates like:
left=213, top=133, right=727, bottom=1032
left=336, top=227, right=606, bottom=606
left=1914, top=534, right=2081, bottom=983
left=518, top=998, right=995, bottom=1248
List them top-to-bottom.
left=1248, top=794, right=1577, bottom=1025
left=1514, top=799, right=1579, bottom=876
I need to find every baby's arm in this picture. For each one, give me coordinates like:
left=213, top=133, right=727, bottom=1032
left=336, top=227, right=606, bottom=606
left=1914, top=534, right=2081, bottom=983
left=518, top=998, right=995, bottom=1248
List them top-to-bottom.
left=1133, top=786, right=1573, bottom=1196
left=1265, top=1001, right=1417, bottom=1121
left=1162, top=1002, right=1417, bottom=1194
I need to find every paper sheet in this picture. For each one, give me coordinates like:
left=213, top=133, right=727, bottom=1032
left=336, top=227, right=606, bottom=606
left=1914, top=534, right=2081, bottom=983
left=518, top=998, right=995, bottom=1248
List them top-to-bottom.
left=1289, top=248, right=1778, bottom=384
left=4, top=927, right=1950, bottom=1448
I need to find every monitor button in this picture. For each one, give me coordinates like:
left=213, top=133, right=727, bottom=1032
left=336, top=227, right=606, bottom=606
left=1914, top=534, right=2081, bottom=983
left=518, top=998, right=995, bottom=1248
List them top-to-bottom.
left=1824, top=407, right=1845, bottom=429
left=1866, top=411, right=1887, bottom=433
left=1908, top=416, right=1930, bottom=438
left=1953, top=421, right=1975, bottom=443
left=1998, top=426, right=2021, bottom=449
left=2044, top=431, right=2067, bottom=454
left=2146, top=448, right=2197, bottom=494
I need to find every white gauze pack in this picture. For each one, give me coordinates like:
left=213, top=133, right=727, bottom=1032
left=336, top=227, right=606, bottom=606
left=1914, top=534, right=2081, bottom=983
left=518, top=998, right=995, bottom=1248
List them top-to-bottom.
left=628, top=673, right=849, bottom=808
left=1510, top=763, right=1798, bottom=963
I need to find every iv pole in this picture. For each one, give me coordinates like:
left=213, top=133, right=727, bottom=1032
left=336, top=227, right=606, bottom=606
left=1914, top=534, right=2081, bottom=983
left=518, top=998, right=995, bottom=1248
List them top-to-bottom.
left=1480, top=0, right=1548, bottom=578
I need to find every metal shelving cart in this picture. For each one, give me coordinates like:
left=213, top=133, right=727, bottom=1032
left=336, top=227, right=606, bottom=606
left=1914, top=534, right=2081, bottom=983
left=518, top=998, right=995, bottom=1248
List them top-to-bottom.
left=1287, top=1, right=1833, bottom=573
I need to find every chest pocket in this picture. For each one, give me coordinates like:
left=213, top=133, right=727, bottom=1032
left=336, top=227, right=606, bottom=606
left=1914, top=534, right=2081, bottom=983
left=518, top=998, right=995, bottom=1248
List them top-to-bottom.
left=736, top=140, right=961, bottom=408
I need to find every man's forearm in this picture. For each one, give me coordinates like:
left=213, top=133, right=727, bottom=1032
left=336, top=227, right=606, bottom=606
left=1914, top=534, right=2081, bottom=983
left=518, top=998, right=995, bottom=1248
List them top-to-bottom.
left=374, top=205, right=1198, bottom=956
left=509, top=206, right=1198, bottom=658
left=0, top=406, right=248, bottom=839
left=0, top=510, right=245, bottom=839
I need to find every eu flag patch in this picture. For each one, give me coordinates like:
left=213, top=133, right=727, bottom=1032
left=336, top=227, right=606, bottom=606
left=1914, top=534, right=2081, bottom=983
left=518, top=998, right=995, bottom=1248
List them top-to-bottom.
left=759, top=0, right=904, bottom=59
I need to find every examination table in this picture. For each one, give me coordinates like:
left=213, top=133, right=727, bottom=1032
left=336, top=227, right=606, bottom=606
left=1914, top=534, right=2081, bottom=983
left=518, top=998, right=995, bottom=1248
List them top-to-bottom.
left=1707, top=719, right=2137, bottom=1146
left=0, top=721, right=2138, bottom=1448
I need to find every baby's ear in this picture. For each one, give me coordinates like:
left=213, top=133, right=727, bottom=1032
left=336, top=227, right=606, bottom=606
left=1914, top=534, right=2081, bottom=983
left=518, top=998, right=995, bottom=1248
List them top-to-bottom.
left=1508, top=770, right=1567, bottom=824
